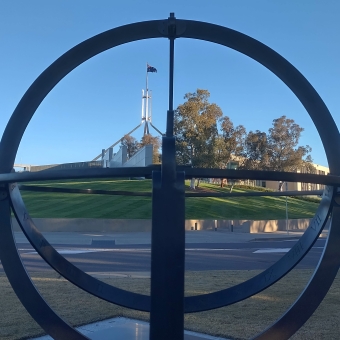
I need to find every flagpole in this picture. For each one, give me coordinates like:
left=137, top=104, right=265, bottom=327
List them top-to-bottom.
left=146, top=63, right=149, bottom=129
left=141, top=89, right=145, bottom=122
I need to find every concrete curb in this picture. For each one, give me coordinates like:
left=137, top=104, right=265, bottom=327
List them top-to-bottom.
left=11, top=217, right=318, bottom=233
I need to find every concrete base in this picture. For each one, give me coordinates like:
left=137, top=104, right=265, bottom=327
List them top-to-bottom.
left=11, top=217, right=322, bottom=233
left=32, top=317, right=227, bottom=340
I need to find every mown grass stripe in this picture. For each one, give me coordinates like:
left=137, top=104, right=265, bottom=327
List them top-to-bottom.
left=20, top=180, right=318, bottom=219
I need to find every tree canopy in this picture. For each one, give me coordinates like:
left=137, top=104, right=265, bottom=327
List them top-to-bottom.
left=121, top=89, right=314, bottom=179
left=174, top=89, right=314, bottom=179
left=174, top=89, right=223, bottom=168
left=174, top=89, right=246, bottom=170
left=266, top=116, right=312, bottom=172
left=240, top=130, right=268, bottom=170
left=120, top=133, right=161, bottom=164
left=120, top=134, right=139, bottom=159
left=140, top=134, right=161, bottom=163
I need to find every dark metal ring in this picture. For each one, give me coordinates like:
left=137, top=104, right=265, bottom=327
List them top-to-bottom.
left=1, top=17, right=340, bottom=339
left=0, top=19, right=166, bottom=339
left=9, top=182, right=333, bottom=314
left=10, top=183, right=151, bottom=311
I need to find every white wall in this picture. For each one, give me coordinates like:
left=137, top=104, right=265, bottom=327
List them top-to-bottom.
left=123, top=145, right=153, bottom=167
left=109, top=146, right=127, bottom=167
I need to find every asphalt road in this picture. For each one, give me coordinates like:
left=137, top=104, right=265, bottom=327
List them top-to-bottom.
left=4, top=238, right=325, bottom=274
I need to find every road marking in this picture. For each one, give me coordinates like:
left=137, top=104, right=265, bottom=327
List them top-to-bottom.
left=22, top=245, right=327, bottom=256
left=254, top=247, right=324, bottom=254
left=22, top=248, right=239, bottom=255
left=24, top=248, right=155, bottom=255
left=186, top=248, right=235, bottom=251
left=253, top=248, right=291, bottom=253
left=25, top=249, right=107, bottom=255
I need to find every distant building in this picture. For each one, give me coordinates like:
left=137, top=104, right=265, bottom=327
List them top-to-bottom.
left=101, top=144, right=153, bottom=168
left=226, top=160, right=329, bottom=192
left=263, top=163, right=329, bottom=191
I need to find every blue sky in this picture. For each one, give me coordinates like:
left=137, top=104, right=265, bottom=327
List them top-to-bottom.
left=1, top=1, right=339, bottom=168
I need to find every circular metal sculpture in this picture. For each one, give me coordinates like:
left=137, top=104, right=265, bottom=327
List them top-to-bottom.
left=0, top=13, right=340, bottom=340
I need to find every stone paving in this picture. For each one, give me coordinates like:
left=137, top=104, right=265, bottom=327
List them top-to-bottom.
left=32, top=317, right=228, bottom=340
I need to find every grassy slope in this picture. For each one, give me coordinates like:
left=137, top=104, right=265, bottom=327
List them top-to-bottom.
left=20, top=179, right=319, bottom=219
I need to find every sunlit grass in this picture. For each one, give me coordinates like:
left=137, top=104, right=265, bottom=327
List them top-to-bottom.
left=20, top=179, right=318, bottom=219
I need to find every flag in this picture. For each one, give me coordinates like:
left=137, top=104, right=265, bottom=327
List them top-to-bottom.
left=147, top=64, right=157, bottom=73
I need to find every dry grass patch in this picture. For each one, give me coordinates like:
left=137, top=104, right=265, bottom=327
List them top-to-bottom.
left=0, top=269, right=339, bottom=339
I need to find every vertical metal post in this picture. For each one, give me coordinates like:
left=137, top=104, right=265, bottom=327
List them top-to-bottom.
left=150, top=13, right=185, bottom=340
left=166, top=13, right=175, bottom=137
left=285, top=182, right=289, bottom=235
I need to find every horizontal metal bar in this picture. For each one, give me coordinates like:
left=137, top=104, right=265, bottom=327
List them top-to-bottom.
left=0, top=166, right=159, bottom=183
left=1, top=167, right=339, bottom=187
left=184, top=168, right=340, bottom=185
left=18, top=185, right=323, bottom=198
left=18, top=185, right=152, bottom=197
left=185, top=190, right=324, bottom=197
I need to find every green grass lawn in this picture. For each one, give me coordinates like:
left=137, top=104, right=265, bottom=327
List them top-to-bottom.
left=20, top=179, right=319, bottom=219
left=2, top=270, right=340, bottom=340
